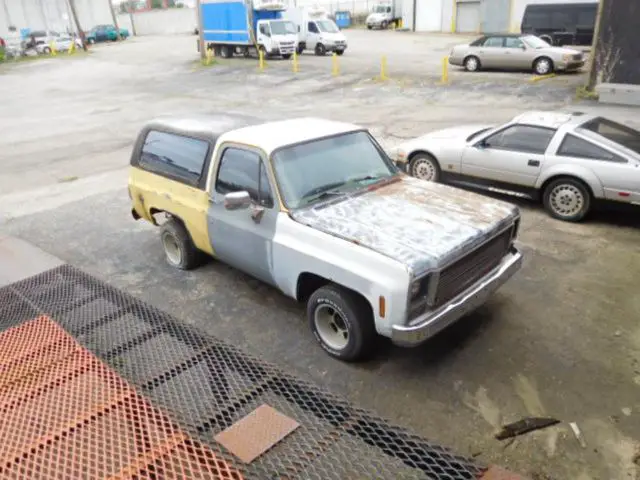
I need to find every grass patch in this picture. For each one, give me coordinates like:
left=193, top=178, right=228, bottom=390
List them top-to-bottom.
left=576, top=85, right=599, bottom=100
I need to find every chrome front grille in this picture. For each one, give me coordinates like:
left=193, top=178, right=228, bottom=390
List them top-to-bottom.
left=573, top=53, right=583, bottom=60
left=433, top=228, right=513, bottom=308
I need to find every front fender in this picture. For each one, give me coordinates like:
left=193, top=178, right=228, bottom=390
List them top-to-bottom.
left=536, top=164, right=604, bottom=198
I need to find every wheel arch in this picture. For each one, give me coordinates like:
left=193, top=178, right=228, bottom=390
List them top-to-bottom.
left=536, top=166, right=604, bottom=199
left=296, top=273, right=374, bottom=321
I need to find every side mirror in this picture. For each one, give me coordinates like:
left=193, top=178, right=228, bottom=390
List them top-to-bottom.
left=298, top=26, right=300, bottom=32
left=476, top=140, right=488, bottom=149
left=224, top=191, right=251, bottom=210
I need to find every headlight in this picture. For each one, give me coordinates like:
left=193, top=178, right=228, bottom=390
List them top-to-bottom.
left=562, top=54, right=571, bottom=61
left=409, top=276, right=429, bottom=301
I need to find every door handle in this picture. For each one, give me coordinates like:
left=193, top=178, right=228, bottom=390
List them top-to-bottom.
left=528, top=159, right=540, bottom=167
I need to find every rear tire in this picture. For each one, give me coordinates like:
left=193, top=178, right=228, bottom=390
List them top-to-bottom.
left=220, top=45, right=233, bottom=58
left=542, top=177, right=591, bottom=222
left=160, top=218, right=202, bottom=270
left=307, top=284, right=376, bottom=362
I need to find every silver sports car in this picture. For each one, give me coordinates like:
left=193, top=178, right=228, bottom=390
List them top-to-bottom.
left=448, top=34, right=585, bottom=75
left=389, top=111, right=640, bottom=222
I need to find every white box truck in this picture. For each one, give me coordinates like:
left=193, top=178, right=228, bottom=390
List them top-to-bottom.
left=365, top=1, right=403, bottom=30
left=283, top=6, right=348, bottom=56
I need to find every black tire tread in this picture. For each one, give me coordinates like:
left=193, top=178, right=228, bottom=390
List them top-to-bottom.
left=542, top=177, right=591, bottom=222
left=160, top=218, right=202, bottom=270
left=307, top=284, right=376, bottom=362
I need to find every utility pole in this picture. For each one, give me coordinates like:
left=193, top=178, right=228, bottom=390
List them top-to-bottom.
left=2, top=0, right=12, bottom=28
left=38, top=0, right=50, bottom=32
left=67, top=0, right=88, bottom=51
left=108, top=0, right=122, bottom=40
left=128, top=0, right=137, bottom=36
left=196, top=0, right=205, bottom=60
left=586, top=0, right=605, bottom=91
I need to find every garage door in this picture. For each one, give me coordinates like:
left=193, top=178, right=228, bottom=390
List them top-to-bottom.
left=456, top=1, right=481, bottom=33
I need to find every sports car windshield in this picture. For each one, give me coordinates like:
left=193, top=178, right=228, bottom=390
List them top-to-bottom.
left=580, top=117, right=640, bottom=155
left=272, top=131, right=398, bottom=209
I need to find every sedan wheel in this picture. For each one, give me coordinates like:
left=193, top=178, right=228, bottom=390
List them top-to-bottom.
left=464, top=56, right=480, bottom=72
left=534, top=57, right=553, bottom=75
left=410, top=154, right=440, bottom=182
left=543, top=178, right=591, bottom=222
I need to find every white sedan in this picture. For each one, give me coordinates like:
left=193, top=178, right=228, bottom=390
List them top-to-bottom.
left=389, top=111, right=640, bottom=222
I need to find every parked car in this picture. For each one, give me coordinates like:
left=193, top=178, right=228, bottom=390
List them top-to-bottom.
left=521, top=2, right=598, bottom=47
left=86, top=25, right=129, bottom=44
left=449, top=33, right=585, bottom=75
left=35, top=34, right=83, bottom=54
left=389, top=111, right=640, bottom=222
left=128, top=115, right=523, bottom=361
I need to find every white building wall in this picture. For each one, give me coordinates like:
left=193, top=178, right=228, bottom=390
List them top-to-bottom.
left=117, top=7, right=196, bottom=35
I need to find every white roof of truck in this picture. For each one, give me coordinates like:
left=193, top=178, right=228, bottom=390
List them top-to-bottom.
left=221, top=117, right=363, bottom=153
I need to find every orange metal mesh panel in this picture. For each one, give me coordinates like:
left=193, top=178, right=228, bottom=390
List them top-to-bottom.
left=0, top=316, right=243, bottom=480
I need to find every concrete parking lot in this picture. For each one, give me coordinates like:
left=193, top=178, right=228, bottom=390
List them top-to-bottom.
left=1, top=31, right=639, bottom=479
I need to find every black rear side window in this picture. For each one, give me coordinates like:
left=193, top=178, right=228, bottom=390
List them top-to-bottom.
left=139, top=130, right=210, bottom=186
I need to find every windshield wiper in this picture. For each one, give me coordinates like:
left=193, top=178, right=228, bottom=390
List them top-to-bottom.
left=347, top=174, right=386, bottom=185
left=300, top=182, right=347, bottom=204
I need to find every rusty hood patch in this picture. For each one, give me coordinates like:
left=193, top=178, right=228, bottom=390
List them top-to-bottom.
left=291, top=176, right=519, bottom=275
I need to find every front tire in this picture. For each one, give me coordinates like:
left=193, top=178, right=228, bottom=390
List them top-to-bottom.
left=381, top=20, right=389, bottom=29
left=314, top=43, right=326, bottom=56
left=335, top=49, right=344, bottom=56
left=282, top=53, right=292, bottom=60
left=464, top=55, right=480, bottom=72
left=533, top=56, right=553, bottom=75
left=410, top=153, right=441, bottom=182
left=542, top=177, right=591, bottom=222
left=160, top=218, right=202, bottom=270
left=307, top=285, right=376, bottom=362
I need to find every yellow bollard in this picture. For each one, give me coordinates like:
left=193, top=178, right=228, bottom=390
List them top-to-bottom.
left=68, top=40, right=75, bottom=55
left=49, top=41, right=58, bottom=56
left=205, top=47, right=214, bottom=66
left=258, top=49, right=266, bottom=72
left=292, top=51, right=299, bottom=73
left=331, top=52, right=339, bottom=76
left=380, top=55, right=388, bottom=81
left=441, top=56, right=449, bottom=84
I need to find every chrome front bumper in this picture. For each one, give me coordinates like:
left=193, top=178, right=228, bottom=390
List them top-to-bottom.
left=392, top=246, right=523, bottom=346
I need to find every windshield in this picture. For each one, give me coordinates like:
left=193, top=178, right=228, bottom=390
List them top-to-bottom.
left=374, top=5, right=390, bottom=13
left=270, top=20, right=297, bottom=35
left=317, top=20, right=339, bottom=33
left=522, top=35, right=551, bottom=49
left=580, top=117, right=640, bottom=155
left=272, top=131, right=398, bottom=209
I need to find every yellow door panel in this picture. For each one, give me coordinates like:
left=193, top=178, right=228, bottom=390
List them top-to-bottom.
left=128, top=167, right=214, bottom=255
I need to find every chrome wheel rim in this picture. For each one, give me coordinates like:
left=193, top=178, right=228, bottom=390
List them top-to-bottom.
left=466, top=57, right=478, bottom=71
left=536, top=59, right=551, bottom=75
left=413, top=158, right=437, bottom=181
left=549, top=184, right=584, bottom=217
left=162, top=234, right=182, bottom=266
left=314, top=304, right=349, bottom=351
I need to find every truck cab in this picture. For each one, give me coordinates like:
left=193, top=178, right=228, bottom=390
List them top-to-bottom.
left=283, top=6, right=347, bottom=56
left=256, top=19, right=298, bottom=58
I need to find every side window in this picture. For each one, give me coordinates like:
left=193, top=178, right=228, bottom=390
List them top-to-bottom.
left=308, top=22, right=319, bottom=33
left=259, top=24, right=267, bottom=35
left=483, top=36, right=504, bottom=47
left=505, top=37, right=524, bottom=48
left=485, top=125, right=555, bottom=154
left=139, top=130, right=210, bottom=186
left=557, top=134, right=626, bottom=163
left=216, top=148, right=275, bottom=207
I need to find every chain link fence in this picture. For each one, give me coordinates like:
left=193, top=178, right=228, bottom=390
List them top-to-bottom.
left=0, top=264, right=518, bottom=479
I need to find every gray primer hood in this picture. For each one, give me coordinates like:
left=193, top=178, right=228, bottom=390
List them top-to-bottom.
left=291, top=176, right=519, bottom=275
